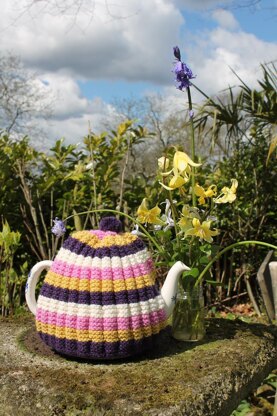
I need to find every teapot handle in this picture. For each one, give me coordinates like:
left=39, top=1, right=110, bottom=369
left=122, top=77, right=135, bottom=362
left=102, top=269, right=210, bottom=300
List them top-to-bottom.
left=25, top=260, right=53, bottom=315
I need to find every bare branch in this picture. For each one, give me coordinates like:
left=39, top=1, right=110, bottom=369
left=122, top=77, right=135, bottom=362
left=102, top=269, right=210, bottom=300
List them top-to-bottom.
left=13, top=0, right=139, bottom=29
left=0, top=54, right=53, bottom=138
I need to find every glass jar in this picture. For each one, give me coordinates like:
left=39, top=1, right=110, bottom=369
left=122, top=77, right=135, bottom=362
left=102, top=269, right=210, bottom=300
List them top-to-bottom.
left=171, top=286, right=206, bottom=342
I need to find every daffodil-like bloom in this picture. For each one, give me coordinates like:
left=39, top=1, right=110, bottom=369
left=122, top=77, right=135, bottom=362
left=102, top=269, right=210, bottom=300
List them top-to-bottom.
left=214, top=179, right=238, bottom=204
left=194, top=184, right=217, bottom=205
left=137, top=198, right=164, bottom=225
left=185, top=218, right=219, bottom=243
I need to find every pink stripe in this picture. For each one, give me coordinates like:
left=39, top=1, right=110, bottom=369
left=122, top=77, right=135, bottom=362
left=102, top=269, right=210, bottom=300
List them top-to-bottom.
left=89, top=230, right=117, bottom=239
left=51, top=258, right=154, bottom=280
left=36, top=308, right=167, bottom=331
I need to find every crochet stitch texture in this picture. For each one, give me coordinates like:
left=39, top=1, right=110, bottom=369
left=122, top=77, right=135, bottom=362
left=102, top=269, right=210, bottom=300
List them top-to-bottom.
left=36, top=227, right=168, bottom=359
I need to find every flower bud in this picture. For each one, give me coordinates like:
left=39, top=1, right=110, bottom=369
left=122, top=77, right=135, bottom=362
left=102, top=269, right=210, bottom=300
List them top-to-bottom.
left=173, top=46, right=181, bottom=60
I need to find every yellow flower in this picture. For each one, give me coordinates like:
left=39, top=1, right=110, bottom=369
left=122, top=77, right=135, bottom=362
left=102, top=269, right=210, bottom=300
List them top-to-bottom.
left=158, top=151, right=200, bottom=191
left=173, top=151, right=201, bottom=174
left=158, top=156, right=169, bottom=170
left=158, top=156, right=172, bottom=177
left=160, top=174, right=188, bottom=190
left=214, top=179, right=238, bottom=204
left=194, top=184, right=217, bottom=205
left=137, top=198, right=164, bottom=225
left=178, top=205, right=199, bottom=232
left=181, top=205, right=191, bottom=217
left=179, top=217, right=192, bottom=232
left=185, top=218, right=219, bottom=243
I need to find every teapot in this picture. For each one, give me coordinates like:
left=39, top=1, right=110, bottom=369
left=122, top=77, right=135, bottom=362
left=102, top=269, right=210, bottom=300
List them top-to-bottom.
left=25, top=217, right=189, bottom=359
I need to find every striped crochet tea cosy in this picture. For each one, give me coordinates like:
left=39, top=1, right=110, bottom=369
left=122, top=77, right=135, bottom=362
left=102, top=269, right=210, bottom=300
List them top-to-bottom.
left=36, top=217, right=168, bottom=360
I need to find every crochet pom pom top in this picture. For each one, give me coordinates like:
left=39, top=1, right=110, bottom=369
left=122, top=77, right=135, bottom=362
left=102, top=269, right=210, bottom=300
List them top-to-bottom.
left=35, top=217, right=168, bottom=359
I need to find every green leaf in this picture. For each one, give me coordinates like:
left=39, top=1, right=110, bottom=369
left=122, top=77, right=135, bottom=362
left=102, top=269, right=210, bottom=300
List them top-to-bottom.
left=199, top=255, right=210, bottom=265
left=183, top=268, right=199, bottom=278
left=231, top=400, right=251, bottom=416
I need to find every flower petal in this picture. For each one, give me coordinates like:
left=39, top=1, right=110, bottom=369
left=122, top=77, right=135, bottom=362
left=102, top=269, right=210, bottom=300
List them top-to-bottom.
left=173, top=151, right=201, bottom=172
left=158, top=156, right=170, bottom=171
left=169, top=175, right=187, bottom=189
left=230, top=179, right=238, bottom=193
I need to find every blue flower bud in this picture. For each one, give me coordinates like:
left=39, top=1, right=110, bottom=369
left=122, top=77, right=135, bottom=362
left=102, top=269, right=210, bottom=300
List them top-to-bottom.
left=173, top=46, right=181, bottom=61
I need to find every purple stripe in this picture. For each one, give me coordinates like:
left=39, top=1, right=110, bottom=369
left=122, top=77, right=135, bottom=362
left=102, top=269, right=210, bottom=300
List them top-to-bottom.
left=62, top=236, right=145, bottom=258
left=40, top=282, right=160, bottom=305
left=38, top=330, right=166, bottom=359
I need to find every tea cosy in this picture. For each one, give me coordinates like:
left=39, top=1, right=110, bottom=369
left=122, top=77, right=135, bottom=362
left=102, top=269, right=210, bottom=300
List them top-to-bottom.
left=35, top=217, right=168, bottom=359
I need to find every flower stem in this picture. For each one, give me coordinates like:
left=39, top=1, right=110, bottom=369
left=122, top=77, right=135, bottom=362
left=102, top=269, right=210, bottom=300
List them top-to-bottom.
left=187, top=87, right=196, bottom=207
left=168, top=192, right=181, bottom=250
left=66, top=208, right=168, bottom=259
left=194, top=240, right=277, bottom=287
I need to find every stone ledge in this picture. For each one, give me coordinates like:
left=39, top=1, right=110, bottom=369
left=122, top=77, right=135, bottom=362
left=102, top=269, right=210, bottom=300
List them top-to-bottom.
left=0, top=315, right=276, bottom=416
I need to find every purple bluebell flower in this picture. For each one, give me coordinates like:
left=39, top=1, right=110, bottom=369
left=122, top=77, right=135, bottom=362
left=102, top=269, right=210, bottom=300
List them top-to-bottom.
left=173, top=46, right=195, bottom=90
left=189, top=110, right=194, bottom=119
left=51, top=217, right=66, bottom=237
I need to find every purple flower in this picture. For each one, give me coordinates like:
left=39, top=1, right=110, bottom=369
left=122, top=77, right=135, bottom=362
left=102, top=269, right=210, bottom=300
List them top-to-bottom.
left=173, top=46, right=195, bottom=90
left=173, top=46, right=181, bottom=61
left=174, top=61, right=195, bottom=90
left=189, top=110, right=194, bottom=119
left=51, top=218, right=66, bottom=237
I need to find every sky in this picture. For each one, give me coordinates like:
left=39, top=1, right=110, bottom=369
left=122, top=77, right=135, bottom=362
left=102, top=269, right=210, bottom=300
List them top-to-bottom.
left=1, top=0, right=277, bottom=146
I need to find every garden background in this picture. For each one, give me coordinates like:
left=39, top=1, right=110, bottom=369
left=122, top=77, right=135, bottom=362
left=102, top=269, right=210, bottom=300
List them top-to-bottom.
left=1, top=61, right=276, bottom=317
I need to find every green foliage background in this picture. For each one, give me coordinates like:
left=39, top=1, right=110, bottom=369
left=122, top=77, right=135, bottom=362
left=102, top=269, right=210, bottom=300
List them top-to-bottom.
left=0, top=63, right=276, bottom=316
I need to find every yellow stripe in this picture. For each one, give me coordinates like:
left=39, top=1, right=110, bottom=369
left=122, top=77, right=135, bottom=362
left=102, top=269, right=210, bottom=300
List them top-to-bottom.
left=72, top=231, right=137, bottom=248
left=45, top=270, right=155, bottom=292
left=36, top=320, right=168, bottom=342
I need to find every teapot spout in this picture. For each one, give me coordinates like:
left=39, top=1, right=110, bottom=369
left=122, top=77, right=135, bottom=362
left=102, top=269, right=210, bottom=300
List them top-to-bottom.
left=160, top=261, right=190, bottom=318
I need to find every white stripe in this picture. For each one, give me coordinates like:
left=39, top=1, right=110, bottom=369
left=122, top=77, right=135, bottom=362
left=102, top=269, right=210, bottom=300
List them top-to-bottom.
left=55, top=247, right=151, bottom=269
left=37, top=295, right=166, bottom=318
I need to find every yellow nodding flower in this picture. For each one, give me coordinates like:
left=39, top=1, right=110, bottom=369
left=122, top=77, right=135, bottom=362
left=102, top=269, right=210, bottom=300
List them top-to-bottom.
left=159, top=150, right=200, bottom=191
left=173, top=151, right=201, bottom=174
left=160, top=172, right=189, bottom=191
left=214, top=179, right=238, bottom=204
left=194, top=184, right=217, bottom=205
left=137, top=198, right=164, bottom=225
left=185, top=218, right=219, bottom=243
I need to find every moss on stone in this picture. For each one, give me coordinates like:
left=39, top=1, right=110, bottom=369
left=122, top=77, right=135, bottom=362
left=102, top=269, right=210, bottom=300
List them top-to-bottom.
left=0, top=315, right=276, bottom=416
